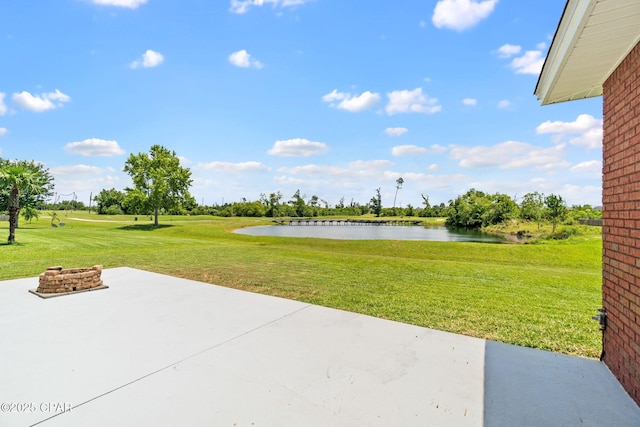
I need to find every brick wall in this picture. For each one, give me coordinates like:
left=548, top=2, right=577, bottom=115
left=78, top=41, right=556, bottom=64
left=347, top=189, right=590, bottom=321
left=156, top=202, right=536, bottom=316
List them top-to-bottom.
left=602, top=40, right=640, bottom=406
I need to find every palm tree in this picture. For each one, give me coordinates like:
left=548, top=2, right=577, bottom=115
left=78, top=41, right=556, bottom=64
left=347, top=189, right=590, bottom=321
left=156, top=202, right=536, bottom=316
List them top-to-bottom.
left=0, top=163, right=42, bottom=243
left=393, top=177, right=404, bottom=210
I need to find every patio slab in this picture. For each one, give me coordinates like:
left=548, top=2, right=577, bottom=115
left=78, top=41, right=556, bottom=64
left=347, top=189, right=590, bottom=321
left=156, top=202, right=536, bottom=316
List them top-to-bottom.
left=0, top=267, right=638, bottom=426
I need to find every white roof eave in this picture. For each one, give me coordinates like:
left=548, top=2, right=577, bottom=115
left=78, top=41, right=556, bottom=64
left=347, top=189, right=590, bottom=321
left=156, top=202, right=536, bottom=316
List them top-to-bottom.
left=535, top=0, right=640, bottom=105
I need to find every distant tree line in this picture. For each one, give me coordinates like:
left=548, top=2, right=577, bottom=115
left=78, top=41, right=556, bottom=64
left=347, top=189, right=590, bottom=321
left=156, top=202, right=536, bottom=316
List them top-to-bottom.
left=88, top=185, right=601, bottom=232
left=445, top=189, right=600, bottom=231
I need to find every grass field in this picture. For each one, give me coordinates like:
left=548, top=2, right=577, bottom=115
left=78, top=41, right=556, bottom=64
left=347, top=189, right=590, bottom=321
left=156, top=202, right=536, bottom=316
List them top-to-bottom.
left=0, top=212, right=603, bottom=358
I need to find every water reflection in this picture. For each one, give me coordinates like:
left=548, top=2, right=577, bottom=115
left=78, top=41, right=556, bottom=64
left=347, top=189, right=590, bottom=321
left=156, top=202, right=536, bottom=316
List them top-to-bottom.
left=234, top=224, right=507, bottom=243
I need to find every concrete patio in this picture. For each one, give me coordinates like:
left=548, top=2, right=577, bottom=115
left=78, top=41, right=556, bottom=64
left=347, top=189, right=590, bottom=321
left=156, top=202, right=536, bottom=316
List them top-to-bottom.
left=0, top=267, right=638, bottom=426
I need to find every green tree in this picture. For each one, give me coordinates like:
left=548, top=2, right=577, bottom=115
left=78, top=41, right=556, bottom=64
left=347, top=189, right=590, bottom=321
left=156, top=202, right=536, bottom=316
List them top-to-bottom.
left=123, top=145, right=193, bottom=226
left=0, top=160, right=54, bottom=243
left=370, top=187, right=382, bottom=217
left=93, top=188, right=125, bottom=214
left=121, top=188, right=148, bottom=215
left=446, top=189, right=489, bottom=228
left=446, top=189, right=516, bottom=228
left=289, top=190, right=308, bottom=217
left=260, top=192, right=283, bottom=217
left=520, top=192, right=545, bottom=229
left=483, top=193, right=518, bottom=225
left=545, top=194, right=567, bottom=233
left=21, top=205, right=39, bottom=223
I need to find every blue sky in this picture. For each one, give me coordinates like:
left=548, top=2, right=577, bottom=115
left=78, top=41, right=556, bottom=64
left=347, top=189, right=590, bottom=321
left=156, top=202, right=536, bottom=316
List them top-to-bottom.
left=0, top=0, right=603, bottom=209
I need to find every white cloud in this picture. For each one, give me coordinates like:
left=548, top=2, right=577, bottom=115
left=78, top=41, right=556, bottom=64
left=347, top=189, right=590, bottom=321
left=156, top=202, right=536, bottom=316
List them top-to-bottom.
left=91, top=0, right=147, bottom=8
left=230, top=0, right=314, bottom=14
left=432, top=0, right=498, bottom=32
left=496, top=43, right=521, bottom=58
left=130, top=50, right=164, bottom=69
left=228, top=50, right=264, bottom=69
left=510, top=50, right=544, bottom=75
left=386, top=88, right=441, bottom=115
left=12, top=89, right=70, bottom=112
left=322, top=89, right=381, bottom=112
left=0, top=93, right=6, bottom=115
left=462, top=98, right=477, bottom=106
left=497, top=99, right=511, bottom=109
left=536, top=114, right=603, bottom=149
left=0, top=127, right=7, bottom=137
left=385, top=127, right=408, bottom=137
left=64, top=138, right=125, bottom=157
left=268, top=138, right=328, bottom=157
left=450, top=140, right=570, bottom=170
left=430, top=144, right=448, bottom=154
left=392, top=145, right=428, bottom=156
left=348, top=159, right=394, bottom=170
left=279, top=160, right=395, bottom=185
left=571, top=160, right=602, bottom=174
left=198, top=161, right=270, bottom=173
left=50, top=164, right=104, bottom=176
left=428, top=164, right=440, bottom=171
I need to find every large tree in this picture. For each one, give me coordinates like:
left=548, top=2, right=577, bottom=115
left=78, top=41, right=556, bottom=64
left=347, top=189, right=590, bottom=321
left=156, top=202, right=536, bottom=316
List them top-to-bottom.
left=123, top=145, right=193, bottom=226
left=0, top=160, right=54, bottom=243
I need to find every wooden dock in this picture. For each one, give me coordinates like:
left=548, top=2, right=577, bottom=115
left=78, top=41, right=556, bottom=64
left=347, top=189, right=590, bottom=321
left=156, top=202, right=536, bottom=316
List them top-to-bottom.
left=271, top=218, right=423, bottom=226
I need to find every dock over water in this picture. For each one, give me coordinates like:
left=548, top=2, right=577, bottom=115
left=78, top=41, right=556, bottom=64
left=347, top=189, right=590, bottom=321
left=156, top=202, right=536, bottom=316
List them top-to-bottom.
left=272, top=218, right=423, bottom=226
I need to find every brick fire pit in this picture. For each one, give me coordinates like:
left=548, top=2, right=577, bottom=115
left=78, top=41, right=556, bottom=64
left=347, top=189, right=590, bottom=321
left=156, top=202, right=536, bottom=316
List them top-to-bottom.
left=30, top=265, right=108, bottom=298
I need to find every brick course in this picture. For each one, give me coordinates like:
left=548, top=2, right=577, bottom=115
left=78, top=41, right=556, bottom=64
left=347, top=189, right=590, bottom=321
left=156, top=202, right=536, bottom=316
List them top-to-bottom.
left=603, top=40, right=640, bottom=406
left=37, top=265, right=103, bottom=294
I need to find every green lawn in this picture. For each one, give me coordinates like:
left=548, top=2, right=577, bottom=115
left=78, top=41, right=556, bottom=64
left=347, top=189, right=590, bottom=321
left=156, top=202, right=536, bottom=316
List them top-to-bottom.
left=1, top=212, right=603, bottom=358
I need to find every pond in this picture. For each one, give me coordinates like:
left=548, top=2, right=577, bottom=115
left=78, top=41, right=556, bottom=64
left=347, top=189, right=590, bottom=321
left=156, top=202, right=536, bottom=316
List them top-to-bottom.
left=234, top=224, right=510, bottom=243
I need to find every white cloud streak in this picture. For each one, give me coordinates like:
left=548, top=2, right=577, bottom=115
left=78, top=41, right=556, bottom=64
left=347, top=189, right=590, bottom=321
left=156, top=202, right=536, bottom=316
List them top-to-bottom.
left=91, top=0, right=147, bottom=8
left=230, top=0, right=314, bottom=14
left=432, top=0, right=498, bottom=32
left=496, top=43, right=521, bottom=58
left=130, top=50, right=164, bottom=69
left=228, top=50, right=264, bottom=69
left=510, top=50, right=544, bottom=75
left=386, top=88, right=441, bottom=115
left=12, top=89, right=70, bottom=112
left=322, top=89, right=381, bottom=112
left=0, top=93, right=6, bottom=116
left=462, top=98, right=477, bottom=106
left=497, top=99, right=511, bottom=109
left=536, top=114, right=603, bottom=149
left=385, top=127, right=408, bottom=137
left=0, top=128, right=7, bottom=137
left=64, top=138, right=125, bottom=157
left=268, top=138, right=328, bottom=157
left=450, top=140, right=570, bottom=170
left=392, top=145, right=428, bottom=156
left=571, top=160, right=602, bottom=174
left=198, top=161, right=271, bottom=173
left=50, top=164, right=105, bottom=176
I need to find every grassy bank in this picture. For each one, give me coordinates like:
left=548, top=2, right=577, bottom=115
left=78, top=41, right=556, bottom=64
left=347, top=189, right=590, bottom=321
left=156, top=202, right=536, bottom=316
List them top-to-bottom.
left=1, top=212, right=602, bottom=358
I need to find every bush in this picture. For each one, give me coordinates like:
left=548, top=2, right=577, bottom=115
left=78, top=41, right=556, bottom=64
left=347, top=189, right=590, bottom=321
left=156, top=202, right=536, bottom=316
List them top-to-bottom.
left=105, top=205, right=123, bottom=215
left=544, top=226, right=580, bottom=240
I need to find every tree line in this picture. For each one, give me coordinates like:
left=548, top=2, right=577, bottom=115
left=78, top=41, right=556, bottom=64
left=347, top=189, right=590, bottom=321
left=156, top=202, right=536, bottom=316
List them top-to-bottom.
left=1, top=145, right=601, bottom=242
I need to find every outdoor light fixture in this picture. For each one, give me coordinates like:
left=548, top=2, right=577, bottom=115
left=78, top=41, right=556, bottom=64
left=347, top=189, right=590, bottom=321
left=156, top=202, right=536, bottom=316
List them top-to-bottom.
left=592, top=308, right=607, bottom=331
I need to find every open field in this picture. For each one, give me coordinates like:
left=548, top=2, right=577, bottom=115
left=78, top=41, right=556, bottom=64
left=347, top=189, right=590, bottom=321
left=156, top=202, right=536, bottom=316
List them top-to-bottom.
left=1, top=212, right=603, bottom=358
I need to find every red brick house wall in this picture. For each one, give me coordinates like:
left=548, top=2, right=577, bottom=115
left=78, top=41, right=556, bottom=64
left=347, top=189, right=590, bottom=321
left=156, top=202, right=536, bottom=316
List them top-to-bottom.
left=602, top=40, right=640, bottom=406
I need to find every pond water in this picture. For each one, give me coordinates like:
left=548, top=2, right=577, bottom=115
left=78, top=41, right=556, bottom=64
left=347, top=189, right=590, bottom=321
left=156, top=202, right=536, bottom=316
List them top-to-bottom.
left=234, top=224, right=509, bottom=243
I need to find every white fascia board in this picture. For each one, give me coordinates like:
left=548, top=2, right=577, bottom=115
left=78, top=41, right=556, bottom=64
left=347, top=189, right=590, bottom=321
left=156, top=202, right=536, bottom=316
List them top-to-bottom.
left=535, top=0, right=599, bottom=105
